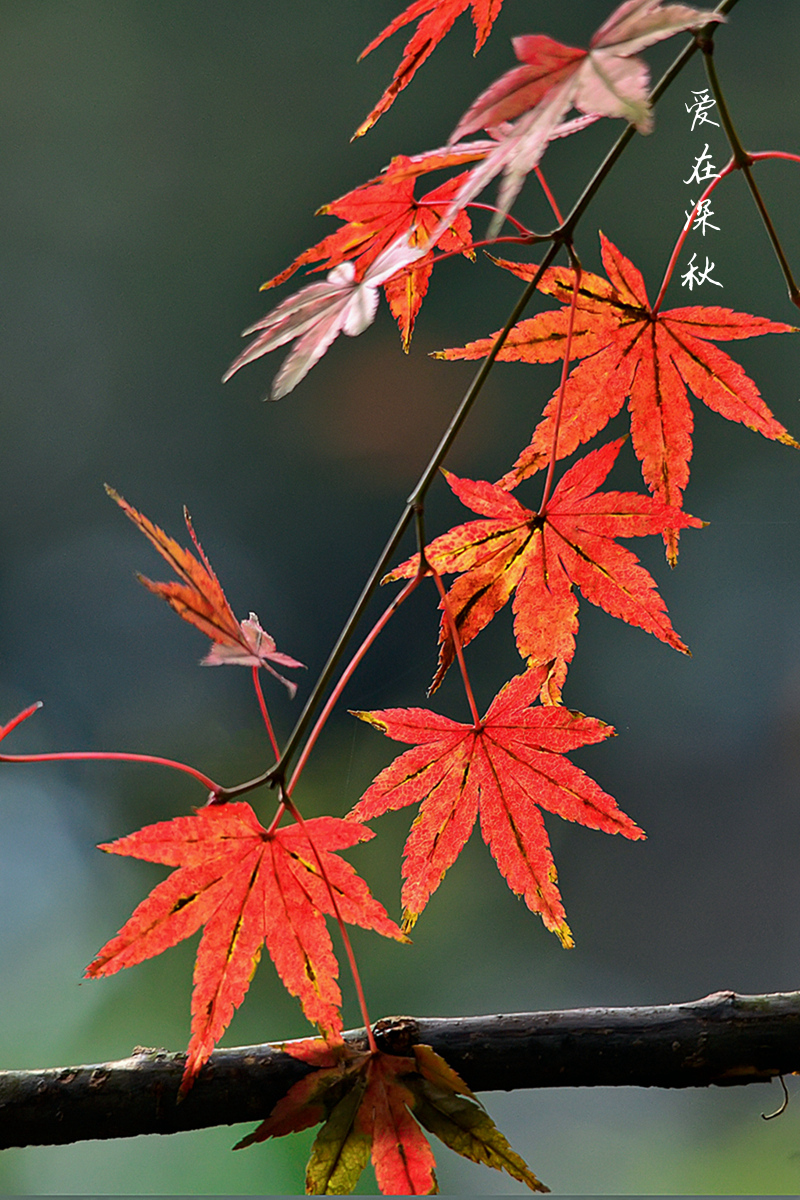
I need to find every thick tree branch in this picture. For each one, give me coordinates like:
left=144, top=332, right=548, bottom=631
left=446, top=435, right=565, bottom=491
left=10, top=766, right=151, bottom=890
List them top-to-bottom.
left=2, top=990, right=798, bottom=1149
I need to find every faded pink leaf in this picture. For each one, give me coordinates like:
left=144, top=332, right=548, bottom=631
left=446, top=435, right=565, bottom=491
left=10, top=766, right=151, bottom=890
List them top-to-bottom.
left=223, top=236, right=427, bottom=400
left=202, top=612, right=305, bottom=694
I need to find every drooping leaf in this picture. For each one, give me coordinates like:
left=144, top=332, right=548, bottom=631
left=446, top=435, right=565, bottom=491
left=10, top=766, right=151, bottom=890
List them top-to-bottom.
left=355, top=0, right=505, bottom=138
left=443, top=2, right=722, bottom=236
left=261, top=160, right=476, bottom=351
left=437, top=234, right=797, bottom=558
left=223, top=236, right=426, bottom=399
left=386, top=438, right=702, bottom=694
left=108, top=488, right=304, bottom=695
left=349, top=662, right=643, bottom=938
left=85, top=806, right=405, bottom=1095
left=236, top=1038, right=546, bottom=1195
left=409, top=1044, right=547, bottom=1190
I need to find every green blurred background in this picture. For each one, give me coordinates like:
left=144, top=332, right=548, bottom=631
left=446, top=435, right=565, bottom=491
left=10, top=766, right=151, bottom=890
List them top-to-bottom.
left=0, top=0, right=799, bottom=1192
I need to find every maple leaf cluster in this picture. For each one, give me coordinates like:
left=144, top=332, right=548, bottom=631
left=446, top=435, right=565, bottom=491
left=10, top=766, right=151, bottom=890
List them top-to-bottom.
left=223, top=0, right=724, bottom=400
left=19, top=2, right=793, bottom=1195
left=348, top=222, right=794, bottom=938
left=439, top=236, right=797, bottom=559
left=236, top=1039, right=546, bottom=1195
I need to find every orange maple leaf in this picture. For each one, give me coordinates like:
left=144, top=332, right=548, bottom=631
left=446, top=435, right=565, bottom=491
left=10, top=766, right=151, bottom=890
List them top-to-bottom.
left=355, top=0, right=505, bottom=138
left=261, top=157, right=476, bottom=351
left=436, top=234, right=797, bottom=559
left=386, top=438, right=702, bottom=695
left=107, top=487, right=304, bottom=694
left=349, top=662, right=643, bottom=941
left=85, top=805, right=405, bottom=1095
left=236, top=1037, right=546, bottom=1195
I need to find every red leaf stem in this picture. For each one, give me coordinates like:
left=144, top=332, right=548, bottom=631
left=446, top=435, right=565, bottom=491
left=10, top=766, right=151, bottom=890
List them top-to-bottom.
left=652, top=156, right=735, bottom=313
left=537, top=259, right=582, bottom=516
left=286, top=574, right=424, bottom=797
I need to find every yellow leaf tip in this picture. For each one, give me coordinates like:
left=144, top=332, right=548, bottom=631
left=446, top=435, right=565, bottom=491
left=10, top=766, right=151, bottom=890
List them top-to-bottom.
left=349, top=709, right=387, bottom=732
left=401, top=908, right=419, bottom=935
left=555, top=922, right=574, bottom=949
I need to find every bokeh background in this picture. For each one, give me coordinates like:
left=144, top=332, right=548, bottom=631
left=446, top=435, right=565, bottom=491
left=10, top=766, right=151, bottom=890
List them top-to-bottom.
left=0, top=0, right=799, bottom=1192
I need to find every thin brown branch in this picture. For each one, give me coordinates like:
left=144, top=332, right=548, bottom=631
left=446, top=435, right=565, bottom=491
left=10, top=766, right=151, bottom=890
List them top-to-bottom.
left=2, top=990, right=799, bottom=1150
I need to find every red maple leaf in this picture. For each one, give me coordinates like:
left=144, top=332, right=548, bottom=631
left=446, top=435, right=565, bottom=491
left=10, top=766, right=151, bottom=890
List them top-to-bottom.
left=355, top=0, right=505, bottom=138
left=260, top=157, right=476, bottom=351
left=437, top=235, right=797, bottom=559
left=387, top=438, right=702, bottom=695
left=108, top=488, right=304, bottom=694
left=349, top=662, right=643, bottom=940
left=85, top=805, right=405, bottom=1095
left=236, top=1037, right=546, bottom=1195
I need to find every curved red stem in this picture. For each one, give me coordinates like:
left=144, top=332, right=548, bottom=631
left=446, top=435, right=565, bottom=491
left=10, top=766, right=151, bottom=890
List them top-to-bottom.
left=652, top=157, right=735, bottom=314
left=535, top=165, right=564, bottom=224
left=431, top=571, right=481, bottom=728
left=286, top=574, right=423, bottom=797
left=252, top=667, right=280, bottom=762
left=0, top=701, right=222, bottom=794
left=282, top=791, right=379, bottom=1053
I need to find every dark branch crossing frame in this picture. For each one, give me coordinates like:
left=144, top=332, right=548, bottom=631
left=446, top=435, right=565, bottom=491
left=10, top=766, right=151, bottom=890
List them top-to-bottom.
left=3, top=992, right=798, bottom=1149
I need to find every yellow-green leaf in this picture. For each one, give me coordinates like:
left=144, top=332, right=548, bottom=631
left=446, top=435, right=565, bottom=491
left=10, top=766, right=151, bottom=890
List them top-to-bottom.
left=306, top=1072, right=371, bottom=1195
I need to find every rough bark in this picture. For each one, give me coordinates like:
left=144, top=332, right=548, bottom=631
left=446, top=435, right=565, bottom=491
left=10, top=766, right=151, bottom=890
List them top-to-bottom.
left=2, top=990, right=798, bottom=1149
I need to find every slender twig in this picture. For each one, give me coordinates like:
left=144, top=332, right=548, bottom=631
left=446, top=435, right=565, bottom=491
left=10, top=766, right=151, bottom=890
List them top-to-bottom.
left=697, top=33, right=749, bottom=167
left=703, top=42, right=800, bottom=306
left=284, top=574, right=424, bottom=798
left=0, top=702, right=221, bottom=795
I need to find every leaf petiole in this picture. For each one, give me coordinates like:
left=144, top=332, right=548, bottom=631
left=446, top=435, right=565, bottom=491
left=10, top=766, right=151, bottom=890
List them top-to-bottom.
left=652, top=158, right=735, bottom=314
left=535, top=165, right=564, bottom=225
left=537, top=255, right=582, bottom=516
left=431, top=570, right=481, bottom=727
left=252, top=666, right=281, bottom=762
left=281, top=789, right=379, bottom=1053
